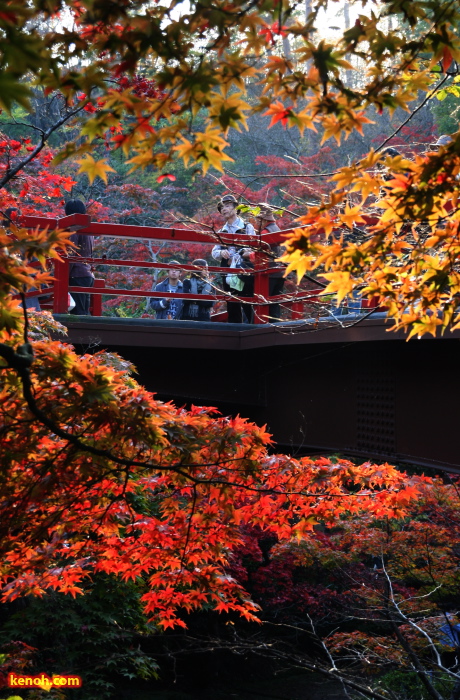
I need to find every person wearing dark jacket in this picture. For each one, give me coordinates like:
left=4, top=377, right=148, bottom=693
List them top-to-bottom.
left=65, top=199, right=94, bottom=315
left=255, top=203, right=284, bottom=321
left=181, top=259, right=214, bottom=321
left=150, top=262, right=184, bottom=319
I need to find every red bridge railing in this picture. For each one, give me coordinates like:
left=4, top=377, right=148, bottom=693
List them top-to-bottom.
left=20, top=213, right=378, bottom=323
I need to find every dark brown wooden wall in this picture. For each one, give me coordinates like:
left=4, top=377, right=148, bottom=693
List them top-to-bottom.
left=61, top=316, right=459, bottom=472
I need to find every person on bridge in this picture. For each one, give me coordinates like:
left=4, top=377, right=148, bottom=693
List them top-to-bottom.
left=428, top=134, right=453, bottom=149
left=212, top=194, right=255, bottom=324
left=65, top=199, right=94, bottom=316
left=255, top=203, right=285, bottom=322
left=181, top=259, right=214, bottom=322
left=150, top=261, right=184, bottom=320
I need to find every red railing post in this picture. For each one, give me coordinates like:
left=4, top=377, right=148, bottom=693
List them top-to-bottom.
left=253, top=247, right=270, bottom=324
left=53, top=257, right=69, bottom=313
left=90, top=278, right=105, bottom=316
left=291, top=298, right=304, bottom=320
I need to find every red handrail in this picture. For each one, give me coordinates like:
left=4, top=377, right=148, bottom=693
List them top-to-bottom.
left=19, top=214, right=351, bottom=323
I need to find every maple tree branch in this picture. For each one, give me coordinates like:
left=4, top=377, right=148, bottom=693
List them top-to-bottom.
left=225, top=71, right=452, bottom=218
left=375, top=73, right=451, bottom=154
left=0, top=103, right=86, bottom=189
left=5, top=118, right=45, bottom=136
left=225, top=168, right=338, bottom=179
left=20, top=293, right=30, bottom=346
left=340, top=306, right=381, bottom=327
left=0, top=342, right=192, bottom=479
left=0, top=344, right=304, bottom=492
left=0, top=352, right=407, bottom=501
left=181, top=484, right=197, bottom=567
left=375, top=566, right=453, bottom=700
left=382, top=567, right=457, bottom=681
left=306, top=614, right=353, bottom=700
left=389, top=620, right=445, bottom=700
left=186, top=630, right=393, bottom=700
left=275, top=642, right=428, bottom=700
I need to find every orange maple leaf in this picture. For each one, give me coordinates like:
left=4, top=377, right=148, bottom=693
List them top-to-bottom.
left=442, top=45, right=453, bottom=73
left=263, top=101, right=291, bottom=127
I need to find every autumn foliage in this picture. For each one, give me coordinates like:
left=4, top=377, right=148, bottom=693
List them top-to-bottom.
left=2, top=0, right=460, bottom=694
left=0, top=224, right=430, bottom=632
left=0, top=308, right=428, bottom=630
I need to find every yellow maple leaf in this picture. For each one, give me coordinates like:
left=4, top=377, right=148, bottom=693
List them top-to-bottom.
left=217, top=56, right=258, bottom=90
left=208, top=91, right=251, bottom=132
left=289, top=107, right=318, bottom=136
left=348, top=110, right=374, bottom=136
left=81, top=114, right=119, bottom=142
left=321, top=115, right=342, bottom=145
left=158, top=120, right=188, bottom=144
left=195, top=128, right=231, bottom=150
left=174, top=130, right=234, bottom=173
left=173, top=137, right=197, bottom=168
left=199, top=147, right=234, bottom=175
left=359, top=148, right=381, bottom=169
left=127, top=149, right=156, bottom=171
left=153, top=152, right=172, bottom=169
left=76, top=155, right=115, bottom=184
left=332, top=165, right=357, bottom=190
left=351, top=172, right=381, bottom=200
left=339, top=205, right=366, bottom=229
left=315, top=212, right=336, bottom=236
left=281, top=249, right=315, bottom=283
left=321, top=271, right=356, bottom=304
left=406, top=316, right=443, bottom=340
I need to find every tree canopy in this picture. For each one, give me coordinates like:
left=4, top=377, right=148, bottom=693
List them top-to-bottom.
left=1, top=0, right=460, bottom=331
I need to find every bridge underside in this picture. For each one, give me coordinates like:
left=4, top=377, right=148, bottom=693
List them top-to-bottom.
left=57, top=314, right=460, bottom=473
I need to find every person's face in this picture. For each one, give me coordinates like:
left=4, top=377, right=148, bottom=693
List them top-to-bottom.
left=220, top=202, right=237, bottom=219
left=256, top=216, right=270, bottom=229
left=168, top=268, right=181, bottom=283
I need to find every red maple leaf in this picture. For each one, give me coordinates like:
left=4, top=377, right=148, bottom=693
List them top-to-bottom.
left=262, top=101, right=292, bottom=127
left=157, top=174, right=176, bottom=183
